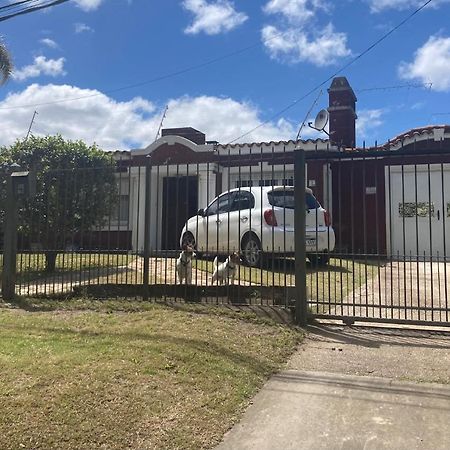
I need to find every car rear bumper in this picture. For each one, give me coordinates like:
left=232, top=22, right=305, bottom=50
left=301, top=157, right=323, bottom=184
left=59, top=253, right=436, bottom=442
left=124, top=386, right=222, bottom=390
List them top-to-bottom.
left=260, top=227, right=335, bottom=253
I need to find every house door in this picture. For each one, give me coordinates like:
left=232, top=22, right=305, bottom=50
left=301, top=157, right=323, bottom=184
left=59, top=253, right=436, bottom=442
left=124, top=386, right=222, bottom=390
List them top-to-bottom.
left=386, top=164, right=450, bottom=258
left=161, top=176, right=198, bottom=250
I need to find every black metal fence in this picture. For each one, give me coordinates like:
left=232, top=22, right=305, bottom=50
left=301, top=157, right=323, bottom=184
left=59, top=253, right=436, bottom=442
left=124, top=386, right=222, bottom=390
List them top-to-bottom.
left=1, top=143, right=449, bottom=327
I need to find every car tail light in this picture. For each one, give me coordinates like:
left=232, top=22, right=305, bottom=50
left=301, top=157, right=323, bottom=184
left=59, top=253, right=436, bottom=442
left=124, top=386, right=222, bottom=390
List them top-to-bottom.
left=264, top=209, right=278, bottom=226
left=324, top=210, right=331, bottom=227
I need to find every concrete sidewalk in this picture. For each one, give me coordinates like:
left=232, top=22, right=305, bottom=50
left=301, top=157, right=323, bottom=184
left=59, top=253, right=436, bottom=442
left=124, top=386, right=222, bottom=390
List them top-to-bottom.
left=217, top=325, right=450, bottom=449
left=217, top=370, right=450, bottom=450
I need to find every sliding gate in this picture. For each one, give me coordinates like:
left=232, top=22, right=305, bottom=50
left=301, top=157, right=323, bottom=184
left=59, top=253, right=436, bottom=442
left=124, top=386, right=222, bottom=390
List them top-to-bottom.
left=306, top=147, right=450, bottom=327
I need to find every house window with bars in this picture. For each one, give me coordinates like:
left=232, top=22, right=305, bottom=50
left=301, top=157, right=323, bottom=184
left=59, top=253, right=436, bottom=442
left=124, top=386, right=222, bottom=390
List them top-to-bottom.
left=112, top=194, right=130, bottom=222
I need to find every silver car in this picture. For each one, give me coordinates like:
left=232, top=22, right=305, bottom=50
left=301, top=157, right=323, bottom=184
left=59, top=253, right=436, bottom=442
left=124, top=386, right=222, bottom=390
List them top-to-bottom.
left=180, top=186, right=335, bottom=267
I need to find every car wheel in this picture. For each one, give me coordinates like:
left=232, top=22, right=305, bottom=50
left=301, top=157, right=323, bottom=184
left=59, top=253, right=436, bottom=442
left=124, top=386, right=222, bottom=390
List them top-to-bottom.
left=241, top=234, right=262, bottom=268
left=308, top=253, right=330, bottom=267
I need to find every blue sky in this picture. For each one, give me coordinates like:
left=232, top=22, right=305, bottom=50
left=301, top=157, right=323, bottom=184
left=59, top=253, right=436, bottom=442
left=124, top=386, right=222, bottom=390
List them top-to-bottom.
left=1, top=0, right=450, bottom=150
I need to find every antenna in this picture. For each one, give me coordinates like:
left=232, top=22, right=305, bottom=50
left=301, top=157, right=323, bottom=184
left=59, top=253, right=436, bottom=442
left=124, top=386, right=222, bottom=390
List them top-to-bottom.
left=296, top=90, right=322, bottom=140
left=154, top=105, right=168, bottom=142
left=308, top=109, right=329, bottom=136
left=25, top=110, right=38, bottom=141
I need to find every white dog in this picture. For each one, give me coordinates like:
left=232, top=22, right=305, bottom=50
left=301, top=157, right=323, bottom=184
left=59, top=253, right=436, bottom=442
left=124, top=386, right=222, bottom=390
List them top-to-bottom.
left=176, top=245, right=196, bottom=284
left=211, top=252, right=242, bottom=285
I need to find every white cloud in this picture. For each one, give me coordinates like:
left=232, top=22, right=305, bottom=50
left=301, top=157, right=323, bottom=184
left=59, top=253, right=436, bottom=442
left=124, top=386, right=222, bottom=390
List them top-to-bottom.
left=74, top=0, right=104, bottom=11
left=183, top=0, right=248, bottom=35
left=261, top=0, right=349, bottom=66
left=263, top=0, right=328, bottom=24
left=368, top=0, right=449, bottom=13
left=74, top=23, right=93, bottom=33
left=262, top=24, right=351, bottom=66
left=398, top=35, right=450, bottom=92
left=39, top=38, right=59, bottom=49
left=13, top=56, right=66, bottom=82
left=0, top=85, right=297, bottom=150
left=164, top=96, right=295, bottom=143
left=356, top=109, right=384, bottom=141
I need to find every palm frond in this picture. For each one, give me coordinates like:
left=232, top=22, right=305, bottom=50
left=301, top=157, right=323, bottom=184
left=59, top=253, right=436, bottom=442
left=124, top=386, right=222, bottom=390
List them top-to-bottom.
left=0, top=41, right=13, bottom=85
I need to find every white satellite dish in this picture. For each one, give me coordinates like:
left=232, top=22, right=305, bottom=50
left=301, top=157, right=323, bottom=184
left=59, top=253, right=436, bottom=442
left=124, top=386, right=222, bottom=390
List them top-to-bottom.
left=314, top=109, right=329, bottom=131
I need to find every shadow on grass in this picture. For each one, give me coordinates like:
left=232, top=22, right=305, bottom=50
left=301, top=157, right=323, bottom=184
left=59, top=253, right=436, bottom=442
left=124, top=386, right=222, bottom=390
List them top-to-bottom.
left=0, top=319, right=299, bottom=378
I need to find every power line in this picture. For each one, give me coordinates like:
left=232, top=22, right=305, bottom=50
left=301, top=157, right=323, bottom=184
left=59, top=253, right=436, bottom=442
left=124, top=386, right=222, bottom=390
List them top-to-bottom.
left=0, top=0, right=70, bottom=22
left=0, top=0, right=434, bottom=121
left=0, top=0, right=42, bottom=13
left=227, top=0, right=433, bottom=144
left=0, top=30, right=294, bottom=111
left=358, top=82, right=433, bottom=92
left=296, top=90, right=322, bottom=140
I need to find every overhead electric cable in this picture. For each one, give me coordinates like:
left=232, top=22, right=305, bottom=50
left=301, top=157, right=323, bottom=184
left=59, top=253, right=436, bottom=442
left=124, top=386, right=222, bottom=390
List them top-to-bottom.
left=0, top=0, right=70, bottom=22
left=0, top=0, right=42, bottom=13
left=227, top=0, right=433, bottom=144
left=0, top=27, right=308, bottom=111
left=358, top=82, right=432, bottom=92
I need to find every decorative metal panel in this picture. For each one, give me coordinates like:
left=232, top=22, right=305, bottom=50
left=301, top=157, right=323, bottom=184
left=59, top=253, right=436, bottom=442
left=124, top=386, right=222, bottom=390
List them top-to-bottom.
left=399, top=202, right=435, bottom=218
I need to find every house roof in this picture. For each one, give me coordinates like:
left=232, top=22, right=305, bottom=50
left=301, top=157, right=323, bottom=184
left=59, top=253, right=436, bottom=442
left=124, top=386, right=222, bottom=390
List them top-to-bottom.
left=111, top=124, right=450, bottom=161
left=340, top=125, right=450, bottom=152
left=380, top=125, right=450, bottom=150
left=216, top=137, right=330, bottom=150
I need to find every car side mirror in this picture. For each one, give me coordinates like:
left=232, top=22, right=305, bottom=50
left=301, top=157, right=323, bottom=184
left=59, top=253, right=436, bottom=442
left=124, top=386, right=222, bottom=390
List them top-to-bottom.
left=197, top=208, right=205, bottom=217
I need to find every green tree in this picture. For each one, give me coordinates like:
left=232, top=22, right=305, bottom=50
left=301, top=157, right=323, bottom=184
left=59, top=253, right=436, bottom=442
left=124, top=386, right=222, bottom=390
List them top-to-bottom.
left=0, top=39, right=13, bottom=84
left=0, top=135, right=117, bottom=271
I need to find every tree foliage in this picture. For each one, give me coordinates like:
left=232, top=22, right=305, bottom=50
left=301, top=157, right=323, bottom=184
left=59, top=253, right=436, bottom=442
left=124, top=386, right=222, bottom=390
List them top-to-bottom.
left=0, top=39, right=13, bottom=85
left=0, top=135, right=117, bottom=271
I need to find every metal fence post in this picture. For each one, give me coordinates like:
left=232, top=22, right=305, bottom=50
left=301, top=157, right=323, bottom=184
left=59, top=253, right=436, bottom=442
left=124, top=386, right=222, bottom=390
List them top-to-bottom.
left=294, top=148, right=308, bottom=325
left=143, top=157, right=152, bottom=300
left=2, top=174, right=19, bottom=300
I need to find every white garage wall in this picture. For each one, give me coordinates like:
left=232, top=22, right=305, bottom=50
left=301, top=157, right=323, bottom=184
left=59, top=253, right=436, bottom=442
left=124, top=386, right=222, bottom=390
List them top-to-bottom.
left=385, top=164, right=450, bottom=259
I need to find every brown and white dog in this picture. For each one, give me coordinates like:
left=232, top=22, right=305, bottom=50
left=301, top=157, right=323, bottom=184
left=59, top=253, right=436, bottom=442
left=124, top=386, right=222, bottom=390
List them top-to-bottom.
left=176, top=245, right=196, bottom=284
left=211, top=252, right=242, bottom=285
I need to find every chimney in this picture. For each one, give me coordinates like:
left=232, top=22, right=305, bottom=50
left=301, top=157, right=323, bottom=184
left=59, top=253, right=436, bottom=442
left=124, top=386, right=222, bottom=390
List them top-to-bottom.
left=327, top=77, right=357, bottom=148
left=161, top=127, right=206, bottom=145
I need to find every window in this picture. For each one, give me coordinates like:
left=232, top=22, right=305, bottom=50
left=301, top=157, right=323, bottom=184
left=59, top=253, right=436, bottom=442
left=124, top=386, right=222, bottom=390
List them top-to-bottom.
left=258, top=179, right=278, bottom=187
left=235, top=180, right=255, bottom=188
left=267, top=190, right=319, bottom=210
left=230, top=191, right=255, bottom=211
left=206, top=193, right=233, bottom=215
left=306, top=193, right=320, bottom=210
left=112, top=195, right=129, bottom=222
left=399, top=202, right=435, bottom=218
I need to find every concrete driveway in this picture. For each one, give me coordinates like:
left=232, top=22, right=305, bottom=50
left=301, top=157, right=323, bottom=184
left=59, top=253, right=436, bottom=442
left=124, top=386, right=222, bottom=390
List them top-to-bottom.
left=332, top=261, right=450, bottom=323
left=217, top=325, right=450, bottom=450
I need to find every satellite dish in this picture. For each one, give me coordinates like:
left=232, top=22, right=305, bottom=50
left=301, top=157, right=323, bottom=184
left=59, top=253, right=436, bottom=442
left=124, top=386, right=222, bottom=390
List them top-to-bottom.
left=314, top=109, right=329, bottom=131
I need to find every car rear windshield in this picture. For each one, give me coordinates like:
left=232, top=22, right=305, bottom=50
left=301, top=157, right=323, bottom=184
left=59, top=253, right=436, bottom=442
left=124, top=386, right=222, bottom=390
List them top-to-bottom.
left=268, top=190, right=320, bottom=210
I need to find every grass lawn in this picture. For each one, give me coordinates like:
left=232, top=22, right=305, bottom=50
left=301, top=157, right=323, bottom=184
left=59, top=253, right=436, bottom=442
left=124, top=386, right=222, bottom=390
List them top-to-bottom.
left=0, top=253, right=133, bottom=283
left=194, top=257, right=379, bottom=303
left=0, top=299, right=302, bottom=450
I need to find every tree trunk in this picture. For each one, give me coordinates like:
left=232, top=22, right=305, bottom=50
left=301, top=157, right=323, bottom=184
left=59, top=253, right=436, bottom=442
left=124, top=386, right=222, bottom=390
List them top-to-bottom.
left=44, top=251, right=58, bottom=272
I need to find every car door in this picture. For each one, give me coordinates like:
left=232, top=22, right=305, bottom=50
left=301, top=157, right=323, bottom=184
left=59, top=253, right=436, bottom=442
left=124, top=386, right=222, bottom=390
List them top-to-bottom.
left=224, top=191, right=255, bottom=252
left=201, top=193, right=233, bottom=253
